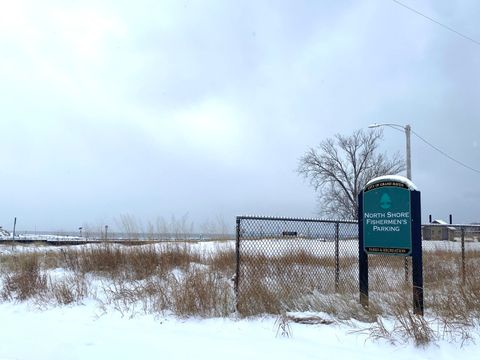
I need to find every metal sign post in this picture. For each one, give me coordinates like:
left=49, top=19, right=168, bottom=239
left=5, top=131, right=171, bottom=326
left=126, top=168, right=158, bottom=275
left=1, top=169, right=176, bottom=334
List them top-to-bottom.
left=358, top=175, right=423, bottom=315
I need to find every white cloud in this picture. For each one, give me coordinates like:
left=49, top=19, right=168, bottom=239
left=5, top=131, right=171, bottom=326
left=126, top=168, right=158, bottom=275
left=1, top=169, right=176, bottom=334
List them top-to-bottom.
left=0, top=0, right=128, bottom=116
left=1, top=0, right=480, bottom=228
left=48, top=6, right=127, bottom=61
left=124, top=98, right=249, bottom=165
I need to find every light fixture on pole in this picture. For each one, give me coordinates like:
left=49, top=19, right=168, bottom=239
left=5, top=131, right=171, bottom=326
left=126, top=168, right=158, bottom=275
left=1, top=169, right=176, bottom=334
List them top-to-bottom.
left=368, top=123, right=412, bottom=180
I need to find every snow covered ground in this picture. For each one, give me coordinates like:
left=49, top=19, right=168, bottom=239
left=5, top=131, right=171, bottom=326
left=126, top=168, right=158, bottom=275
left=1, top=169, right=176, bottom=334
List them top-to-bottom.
left=0, top=232, right=85, bottom=242
left=0, top=239, right=236, bottom=256
left=1, top=240, right=480, bottom=359
left=0, top=301, right=478, bottom=360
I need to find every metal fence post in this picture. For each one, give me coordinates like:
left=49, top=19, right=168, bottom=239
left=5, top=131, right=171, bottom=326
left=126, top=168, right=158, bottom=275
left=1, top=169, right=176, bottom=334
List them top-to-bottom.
left=411, top=191, right=424, bottom=316
left=358, top=192, right=369, bottom=308
left=12, top=217, right=17, bottom=241
left=234, top=217, right=241, bottom=304
left=335, top=222, right=340, bottom=292
left=461, top=227, right=465, bottom=285
left=404, top=258, right=409, bottom=283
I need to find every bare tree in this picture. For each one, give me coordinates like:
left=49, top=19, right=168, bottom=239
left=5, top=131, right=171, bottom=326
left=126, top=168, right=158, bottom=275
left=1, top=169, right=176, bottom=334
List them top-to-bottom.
left=298, top=129, right=405, bottom=219
left=115, top=213, right=142, bottom=240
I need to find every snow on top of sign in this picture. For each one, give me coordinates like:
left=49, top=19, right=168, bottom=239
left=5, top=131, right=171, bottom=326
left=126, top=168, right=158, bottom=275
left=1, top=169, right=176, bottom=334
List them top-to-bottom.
left=365, top=175, right=418, bottom=190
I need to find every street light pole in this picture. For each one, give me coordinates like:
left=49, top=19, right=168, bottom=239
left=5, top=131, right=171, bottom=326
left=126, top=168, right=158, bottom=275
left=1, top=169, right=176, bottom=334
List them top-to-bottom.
left=368, top=123, right=412, bottom=180
left=368, top=123, right=412, bottom=283
left=405, top=124, right=411, bottom=180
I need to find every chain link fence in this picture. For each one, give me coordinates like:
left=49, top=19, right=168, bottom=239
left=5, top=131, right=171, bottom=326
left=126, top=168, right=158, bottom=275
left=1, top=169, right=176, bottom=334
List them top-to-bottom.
left=234, top=216, right=358, bottom=315
left=235, top=216, right=480, bottom=316
left=422, top=224, right=480, bottom=287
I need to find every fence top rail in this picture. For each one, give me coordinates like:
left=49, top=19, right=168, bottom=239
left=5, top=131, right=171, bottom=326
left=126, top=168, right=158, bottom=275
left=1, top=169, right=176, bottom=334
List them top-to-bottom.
left=236, top=215, right=358, bottom=224
left=236, top=216, right=480, bottom=228
left=422, top=223, right=480, bottom=229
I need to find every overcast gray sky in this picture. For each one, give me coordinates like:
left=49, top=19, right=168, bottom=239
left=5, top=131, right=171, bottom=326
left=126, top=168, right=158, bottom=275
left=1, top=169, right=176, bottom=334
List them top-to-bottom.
left=1, top=0, right=479, bottom=232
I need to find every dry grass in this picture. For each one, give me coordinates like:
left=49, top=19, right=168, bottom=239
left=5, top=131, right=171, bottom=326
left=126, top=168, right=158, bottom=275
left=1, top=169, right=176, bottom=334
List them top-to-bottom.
left=1, top=241, right=480, bottom=345
left=0, top=242, right=235, bottom=317
left=57, top=243, right=204, bottom=280
left=235, top=245, right=480, bottom=345
left=209, top=246, right=236, bottom=275
left=237, top=251, right=359, bottom=316
left=1, top=253, right=48, bottom=301
left=171, top=268, right=233, bottom=317
left=51, top=274, right=89, bottom=305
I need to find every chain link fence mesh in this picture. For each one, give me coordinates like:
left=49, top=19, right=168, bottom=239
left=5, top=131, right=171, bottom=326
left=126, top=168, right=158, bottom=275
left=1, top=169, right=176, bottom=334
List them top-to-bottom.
left=234, top=216, right=358, bottom=316
left=235, top=216, right=480, bottom=316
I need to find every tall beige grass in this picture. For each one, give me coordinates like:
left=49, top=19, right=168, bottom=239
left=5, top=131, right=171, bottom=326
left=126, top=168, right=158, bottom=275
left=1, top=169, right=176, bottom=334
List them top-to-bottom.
left=0, top=242, right=479, bottom=345
left=0, top=242, right=235, bottom=316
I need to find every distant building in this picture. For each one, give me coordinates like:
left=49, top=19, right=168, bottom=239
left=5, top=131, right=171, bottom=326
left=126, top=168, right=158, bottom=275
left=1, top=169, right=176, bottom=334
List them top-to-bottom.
left=423, top=219, right=456, bottom=241
left=465, top=225, right=480, bottom=242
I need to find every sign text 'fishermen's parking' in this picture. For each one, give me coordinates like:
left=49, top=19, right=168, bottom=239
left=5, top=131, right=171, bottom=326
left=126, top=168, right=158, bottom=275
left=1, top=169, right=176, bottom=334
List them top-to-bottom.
left=358, top=175, right=423, bottom=315
left=363, top=180, right=412, bottom=255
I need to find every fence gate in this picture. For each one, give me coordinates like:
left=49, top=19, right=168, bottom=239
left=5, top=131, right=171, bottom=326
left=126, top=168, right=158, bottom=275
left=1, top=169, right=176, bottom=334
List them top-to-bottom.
left=234, top=216, right=358, bottom=316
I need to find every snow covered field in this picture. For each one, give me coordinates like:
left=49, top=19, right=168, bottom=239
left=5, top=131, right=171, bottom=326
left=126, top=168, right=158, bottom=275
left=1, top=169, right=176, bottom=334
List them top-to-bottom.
left=0, top=240, right=480, bottom=359
left=0, top=301, right=479, bottom=360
